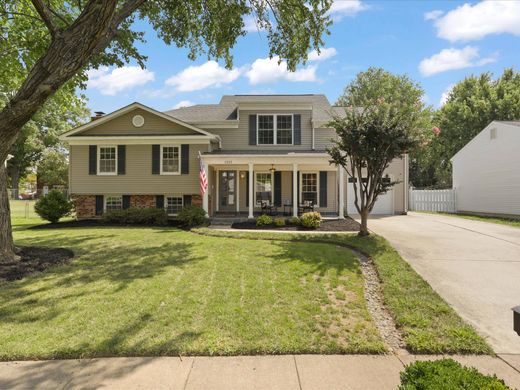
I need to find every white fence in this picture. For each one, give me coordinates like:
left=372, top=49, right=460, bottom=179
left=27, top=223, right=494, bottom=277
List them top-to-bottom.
left=409, top=189, right=456, bottom=213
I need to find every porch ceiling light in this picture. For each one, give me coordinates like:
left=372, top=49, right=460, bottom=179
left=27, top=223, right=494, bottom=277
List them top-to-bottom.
left=269, top=164, right=276, bottom=174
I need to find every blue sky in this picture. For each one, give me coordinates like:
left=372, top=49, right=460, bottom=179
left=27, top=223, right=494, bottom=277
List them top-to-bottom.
left=83, top=0, right=520, bottom=113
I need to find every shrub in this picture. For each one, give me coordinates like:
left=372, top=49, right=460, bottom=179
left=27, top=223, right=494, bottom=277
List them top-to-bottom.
left=34, top=190, right=73, bottom=223
left=177, top=205, right=207, bottom=227
left=102, top=208, right=168, bottom=225
left=300, top=211, right=322, bottom=229
left=256, top=214, right=273, bottom=226
left=288, top=216, right=301, bottom=225
left=274, top=217, right=286, bottom=227
left=399, top=359, right=510, bottom=390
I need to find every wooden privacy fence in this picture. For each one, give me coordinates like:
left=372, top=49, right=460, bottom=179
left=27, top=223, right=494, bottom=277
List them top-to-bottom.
left=409, top=189, right=456, bottom=212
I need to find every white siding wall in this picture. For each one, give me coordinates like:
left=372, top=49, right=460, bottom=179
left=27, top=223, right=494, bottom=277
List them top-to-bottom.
left=452, top=123, right=520, bottom=216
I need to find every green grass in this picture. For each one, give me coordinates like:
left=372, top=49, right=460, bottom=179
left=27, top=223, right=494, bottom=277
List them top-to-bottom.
left=9, top=200, right=36, bottom=219
left=418, top=211, right=520, bottom=229
left=0, top=215, right=386, bottom=360
left=196, top=229, right=492, bottom=355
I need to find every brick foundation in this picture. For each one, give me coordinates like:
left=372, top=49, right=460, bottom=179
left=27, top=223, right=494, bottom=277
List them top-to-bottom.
left=72, top=195, right=96, bottom=219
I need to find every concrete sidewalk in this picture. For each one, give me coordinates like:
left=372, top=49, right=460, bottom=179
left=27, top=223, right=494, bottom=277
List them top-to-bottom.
left=1, top=354, right=519, bottom=390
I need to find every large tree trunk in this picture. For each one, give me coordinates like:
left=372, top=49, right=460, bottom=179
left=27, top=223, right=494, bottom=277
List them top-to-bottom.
left=0, top=1, right=130, bottom=260
left=0, top=165, right=18, bottom=262
left=358, top=209, right=370, bottom=237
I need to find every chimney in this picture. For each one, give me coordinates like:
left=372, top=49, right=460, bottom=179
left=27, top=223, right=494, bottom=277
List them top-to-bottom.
left=91, top=111, right=105, bottom=121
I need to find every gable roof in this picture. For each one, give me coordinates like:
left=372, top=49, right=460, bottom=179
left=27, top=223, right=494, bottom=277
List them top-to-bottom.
left=59, top=102, right=217, bottom=140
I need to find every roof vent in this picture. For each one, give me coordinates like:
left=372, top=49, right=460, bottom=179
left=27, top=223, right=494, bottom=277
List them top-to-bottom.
left=91, top=111, right=105, bottom=121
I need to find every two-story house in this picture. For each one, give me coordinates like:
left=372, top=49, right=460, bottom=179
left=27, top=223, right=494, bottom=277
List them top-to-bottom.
left=59, top=94, right=408, bottom=219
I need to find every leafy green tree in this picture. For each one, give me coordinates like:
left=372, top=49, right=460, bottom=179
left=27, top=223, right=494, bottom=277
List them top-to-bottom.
left=0, top=0, right=332, bottom=261
left=329, top=68, right=427, bottom=236
left=411, top=68, right=520, bottom=188
left=37, top=149, right=69, bottom=188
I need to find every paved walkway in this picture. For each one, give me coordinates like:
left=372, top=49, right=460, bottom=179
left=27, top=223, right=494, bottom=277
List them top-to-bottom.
left=365, top=212, right=520, bottom=354
left=1, top=354, right=519, bottom=389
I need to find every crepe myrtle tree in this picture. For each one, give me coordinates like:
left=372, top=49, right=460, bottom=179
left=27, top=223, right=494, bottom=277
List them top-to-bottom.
left=0, top=0, right=333, bottom=261
left=328, top=68, right=427, bottom=236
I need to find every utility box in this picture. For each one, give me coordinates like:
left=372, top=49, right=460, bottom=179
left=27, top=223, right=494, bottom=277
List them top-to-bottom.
left=513, top=306, right=520, bottom=336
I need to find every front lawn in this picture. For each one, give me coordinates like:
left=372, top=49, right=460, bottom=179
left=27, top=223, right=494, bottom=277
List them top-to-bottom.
left=0, top=216, right=385, bottom=360
left=198, top=229, right=492, bottom=354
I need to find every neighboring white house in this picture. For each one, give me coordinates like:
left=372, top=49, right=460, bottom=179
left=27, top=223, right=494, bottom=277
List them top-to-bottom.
left=452, top=120, right=520, bottom=218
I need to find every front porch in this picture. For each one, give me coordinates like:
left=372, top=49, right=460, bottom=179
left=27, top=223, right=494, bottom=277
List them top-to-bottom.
left=200, top=152, right=346, bottom=219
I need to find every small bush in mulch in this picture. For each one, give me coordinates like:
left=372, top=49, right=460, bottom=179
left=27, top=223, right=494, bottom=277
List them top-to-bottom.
left=102, top=208, right=168, bottom=226
left=300, top=211, right=322, bottom=229
left=232, top=217, right=361, bottom=232
left=0, top=247, right=74, bottom=281
left=399, top=359, right=510, bottom=390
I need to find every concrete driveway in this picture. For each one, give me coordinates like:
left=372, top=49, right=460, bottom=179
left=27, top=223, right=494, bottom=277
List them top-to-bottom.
left=365, top=212, right=520, bottom=354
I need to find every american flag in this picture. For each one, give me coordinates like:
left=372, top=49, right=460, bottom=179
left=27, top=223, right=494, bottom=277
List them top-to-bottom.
left=199, top=153, right=208, bottom=195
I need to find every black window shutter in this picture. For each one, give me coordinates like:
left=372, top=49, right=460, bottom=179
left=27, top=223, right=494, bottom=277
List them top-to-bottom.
left=294, top=114, right=301, bottom=145
left=249, top=115, right=257, bottom=145
left=181, top=144, right=189, bottom=174
left=89, top=145, right=97, bottom=175
left=117, top=145, right=126, bottom=175
left=152, top=145, right=160, bottom=174
left=245, top=171, right=249, bottom=207
left=274, top=171, right=282, bottom=207
left=297, top=171, right=300, bottom=204
left=319, top=171, right=328, bottom=208
left=183, top=194, right=192, bottom=206
left=95, top=195, right=103, bottom=215
left=122, top=195, right=131, bottom=209
left=155, top=195, right=164, bottom=209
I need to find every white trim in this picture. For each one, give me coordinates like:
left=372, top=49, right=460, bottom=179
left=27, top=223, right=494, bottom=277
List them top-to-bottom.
left=59, top=102, right=218, bottom=140
left=256, top=114, right=294, bottom=146
left=194, top=121, right=239, bottom=129
left=66, top=137, right=211, bottom=146
left=97, top=145, right=118, bottom=176
left=160, top=145, right=181, bottom=175
left=248, top=163, right=254, bottom=218
left=292, top=164, right=298, bottom=218
left=236, top=171, right=240, bottom=213
left=254, top=171, right=274, bottom=207
left=299, top=171, right=320, bottom=207
left=104, top=195, right=123, bottom=212
left=164, top=195, right=184, bottom=216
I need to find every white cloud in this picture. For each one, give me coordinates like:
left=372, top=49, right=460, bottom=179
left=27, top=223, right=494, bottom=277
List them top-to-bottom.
left=328, top=0, right=367, bottom=21
left=432, top=0, right=520, bottom=42
left=424, top=10, right=443, bottom=21
left=243, top=16, right=265, bottom=33
left=419, top=46, right=496, bottom=76
left=308, top=47, right=338, bottom=62
left=245, top=56, right=317, bottom=85
left=166, top=61, right=241, bottom=92
left=87, top=66, right=154, bottom=96
left=439, top=84, right=455, bottom=106
left=172, top=100, right=195, bottom=109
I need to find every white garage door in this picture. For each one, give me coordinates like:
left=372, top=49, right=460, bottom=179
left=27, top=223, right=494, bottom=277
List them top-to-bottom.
left=347, top=182, right=394, bottom=215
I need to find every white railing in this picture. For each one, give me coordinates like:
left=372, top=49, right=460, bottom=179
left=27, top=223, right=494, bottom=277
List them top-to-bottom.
left=409, top=188, right=456, bottom=213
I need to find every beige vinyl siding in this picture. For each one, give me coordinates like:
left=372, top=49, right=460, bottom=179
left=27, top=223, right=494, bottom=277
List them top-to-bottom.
left=77, top=108, right=202, bottom=136
left=210, top=110, right=313, bottom=150
left=314, top=128, right=338, bottom=150
left=69, top=144, right=205, bottom=194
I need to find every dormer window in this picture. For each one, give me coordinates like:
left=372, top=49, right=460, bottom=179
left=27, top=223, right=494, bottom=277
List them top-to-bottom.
left=257, top=114, right=293, bottom=145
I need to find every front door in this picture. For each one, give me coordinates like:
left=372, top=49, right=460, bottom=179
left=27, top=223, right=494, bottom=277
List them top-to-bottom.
left=219, top=171, right=236, bottom=212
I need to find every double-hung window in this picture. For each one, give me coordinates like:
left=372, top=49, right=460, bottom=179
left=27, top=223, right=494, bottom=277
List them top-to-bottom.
left=257, top=114, right=293, bottom=145
left=98, top=146, right=117, bottom=175
left=161, top=146, right=180, bottom=174
left=255, top=172, right=272, bottom=205
left=301, top=173, right=318, bottom=205
left=105, top=195, right=123, bottom=211
left=165, top=196, right=183, bottom=215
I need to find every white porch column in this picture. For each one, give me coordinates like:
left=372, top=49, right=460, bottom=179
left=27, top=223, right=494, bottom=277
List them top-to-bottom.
left=248, top=162, right=254, bottom=219
left=203, top=163, right=209, bottom=215
left=292, top=163, right=298, bottom=218
left=338, top=166, right=345, bottom=219
left=236, top=169, right=240, bottom=213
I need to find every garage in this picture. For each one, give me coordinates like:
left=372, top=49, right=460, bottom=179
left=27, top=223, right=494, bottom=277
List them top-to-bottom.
left=347, top=178, right=394, bottom=215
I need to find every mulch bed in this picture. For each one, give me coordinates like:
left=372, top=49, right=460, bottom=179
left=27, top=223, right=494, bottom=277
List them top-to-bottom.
left=231, top=217, right=360, bottom=232
left=0, top=247, right=74, bottom=281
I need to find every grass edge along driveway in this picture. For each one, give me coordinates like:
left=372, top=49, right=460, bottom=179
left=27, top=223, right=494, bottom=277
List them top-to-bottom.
left=417, top=211, right=520, bottom=229
left=195, top=228, right=492, bottom=355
